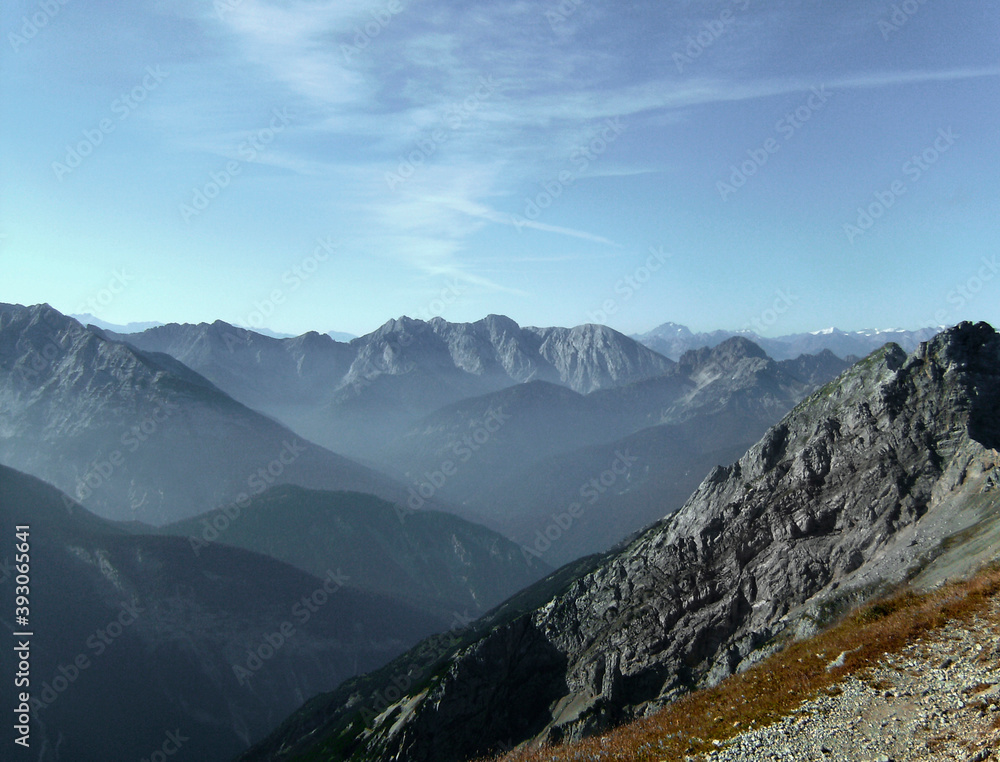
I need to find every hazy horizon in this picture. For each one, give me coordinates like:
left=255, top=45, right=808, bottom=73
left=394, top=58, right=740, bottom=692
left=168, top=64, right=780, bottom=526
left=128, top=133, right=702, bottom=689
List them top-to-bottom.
left=3, top=1, right=998, bottom=335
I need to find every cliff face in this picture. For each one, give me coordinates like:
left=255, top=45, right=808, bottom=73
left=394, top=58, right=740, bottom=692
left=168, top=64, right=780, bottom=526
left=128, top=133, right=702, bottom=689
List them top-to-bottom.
left=243, top=322, right=1000, bottom=762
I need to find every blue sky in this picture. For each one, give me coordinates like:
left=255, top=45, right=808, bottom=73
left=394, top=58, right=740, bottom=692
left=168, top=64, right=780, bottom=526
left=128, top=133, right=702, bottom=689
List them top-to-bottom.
left=2, top=0, right=998, bottom=337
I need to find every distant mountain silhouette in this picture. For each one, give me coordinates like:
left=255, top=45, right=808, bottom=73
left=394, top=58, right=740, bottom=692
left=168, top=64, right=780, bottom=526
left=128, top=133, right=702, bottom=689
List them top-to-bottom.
left=0, top=303, right=433, bottom=524
left=112, top=314, right=673, bottom=460
left=633, top=322, right=941, bottom=360
left=0, top=465, right=445, bottom=762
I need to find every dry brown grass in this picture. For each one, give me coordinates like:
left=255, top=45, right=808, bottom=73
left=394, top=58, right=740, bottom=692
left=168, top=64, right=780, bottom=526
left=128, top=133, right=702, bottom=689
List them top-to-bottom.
left=480, top=566, right=1000, bottom=762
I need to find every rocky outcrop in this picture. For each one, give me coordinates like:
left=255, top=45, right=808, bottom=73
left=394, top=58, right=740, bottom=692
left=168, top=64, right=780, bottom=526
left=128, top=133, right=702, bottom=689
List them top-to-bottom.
left=240, top=322, right=1000, bottom=762
left=383, top=337, right=847, bottom=566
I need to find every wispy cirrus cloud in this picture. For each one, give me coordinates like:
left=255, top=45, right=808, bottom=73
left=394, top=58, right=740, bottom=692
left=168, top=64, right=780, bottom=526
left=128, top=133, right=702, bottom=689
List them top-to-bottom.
left=171, top=0, right=1000, bottom=295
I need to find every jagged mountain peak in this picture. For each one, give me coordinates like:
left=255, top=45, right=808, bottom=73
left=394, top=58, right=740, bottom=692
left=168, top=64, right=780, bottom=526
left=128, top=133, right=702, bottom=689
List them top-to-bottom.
left=0, top=303, right=417, bottom=523
left=246, top=323, right=1000, bottom=762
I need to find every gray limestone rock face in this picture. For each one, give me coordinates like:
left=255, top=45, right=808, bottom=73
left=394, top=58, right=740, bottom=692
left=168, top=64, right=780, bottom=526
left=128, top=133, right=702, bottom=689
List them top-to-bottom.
left=242, top=322, right=1000, bottom=762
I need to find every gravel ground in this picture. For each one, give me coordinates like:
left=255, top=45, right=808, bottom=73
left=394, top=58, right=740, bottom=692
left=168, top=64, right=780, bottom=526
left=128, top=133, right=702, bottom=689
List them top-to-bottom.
left=694, top=598, right=1000, bottom=762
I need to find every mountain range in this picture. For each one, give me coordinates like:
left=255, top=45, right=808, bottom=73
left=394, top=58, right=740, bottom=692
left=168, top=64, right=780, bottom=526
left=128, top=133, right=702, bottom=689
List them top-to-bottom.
left=4, top=301, right=990, bottom=762
left=0, top=303, right=414, bottom=524
left=0, top=303, right=547, bottom=620
left=102, top=313, right=849, bottom=564
left=106, top=314, right=674, bottom=460
left=236, top=321, right=1000, bottom=762
left=632, top=322, right=942, bottom=361
left=380, top=338, right=849, bottom=564
left=0, top=465, right=445, bottom=762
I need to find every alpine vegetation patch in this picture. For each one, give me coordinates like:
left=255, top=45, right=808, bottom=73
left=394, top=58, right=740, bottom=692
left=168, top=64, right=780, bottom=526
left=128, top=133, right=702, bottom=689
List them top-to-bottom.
left=52, top=66, right=168, bottom=181
left=717, top=86, right=831, bottom=201
left=843, top=126, right=957, bottom=244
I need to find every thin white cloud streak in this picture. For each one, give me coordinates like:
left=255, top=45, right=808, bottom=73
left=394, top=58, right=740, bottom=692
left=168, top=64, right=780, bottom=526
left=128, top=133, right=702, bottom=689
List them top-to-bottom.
left=184, top=0, right=1000, bottom=301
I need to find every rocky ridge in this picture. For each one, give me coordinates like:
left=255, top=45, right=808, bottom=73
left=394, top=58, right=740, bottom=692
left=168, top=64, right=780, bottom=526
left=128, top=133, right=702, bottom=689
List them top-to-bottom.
left=0, top=303, right=418, bottom=523
left=111, top=313, right=673, bottom=459
left=238, top=322, right=1000, bottom=762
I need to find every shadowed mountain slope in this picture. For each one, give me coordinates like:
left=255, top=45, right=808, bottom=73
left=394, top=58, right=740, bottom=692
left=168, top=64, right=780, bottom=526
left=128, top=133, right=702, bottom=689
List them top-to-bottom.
left=0, top=303, right=427, bottom=524
left=236, top=322, right=1000, bottom=762
left=0, top=465, right=445, bottom=762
